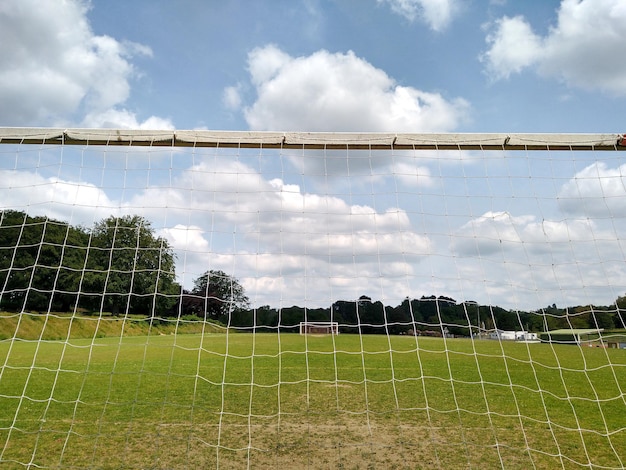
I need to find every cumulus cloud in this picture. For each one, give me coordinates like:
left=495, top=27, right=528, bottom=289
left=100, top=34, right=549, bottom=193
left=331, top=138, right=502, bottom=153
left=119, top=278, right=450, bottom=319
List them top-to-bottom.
left=0, top=0, right=172, bottom=128
left=378, top=0, right=460, bottom=31
left=482, top=0, right=626, bottom=95
left=481, top=16, right=542, bottom=80
left=241, top=45, right=469, bottom=132
left=222, top=86, right=243, bottom=111
left=81, top=109, right=174, bottom=130
left=131, top=159, right=431, bottom=260
left=148, top=160, right=431, bottom=304
left=391, top=161, right=434, bottom=187
left=558, top=162, right=626, bottom=217
left=0, top=169, right=117, bottom=224
left=451, top=210, right=626, bottom=307
left=453, top=211, right=605, bottom=257
left=159, top=225, right=210, bottom=255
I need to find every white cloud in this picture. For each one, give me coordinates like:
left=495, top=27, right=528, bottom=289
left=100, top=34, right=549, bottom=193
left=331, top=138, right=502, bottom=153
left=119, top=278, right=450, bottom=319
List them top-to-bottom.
left=0, top=0, right=170, bottom=127
left=378, top=0, right=460, bottom=31
left=482, top=0, right=626, bottom=95
left=481, top=16, right=542, bottom=80
left=241, top=45, right=469, bottom=132
left=246, top=45, right=292, bottom=87
left=222, top=86, right=243, bottom=110
left=81, top=109, right=174, bottom=130
left=135, top=159, right=432, bottom=262
left=391, top=161, right=434, bottom=187
left=558, top=162, right=626, bottom=217
left=0, top=169, right=117, bottom=224
left=451, top=210, right=626, bottom=308
left=453, top=211, right=606, bottom=257
left=453, top=211, right=533, bottom=256
left=159, top=225, right=209, bottom=254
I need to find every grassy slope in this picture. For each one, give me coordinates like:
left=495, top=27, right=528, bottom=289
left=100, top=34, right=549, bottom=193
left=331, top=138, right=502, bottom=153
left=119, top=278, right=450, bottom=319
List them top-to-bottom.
left=0, top=312, right=224, bottom=341
left=0, top=329, right=625, bottom=468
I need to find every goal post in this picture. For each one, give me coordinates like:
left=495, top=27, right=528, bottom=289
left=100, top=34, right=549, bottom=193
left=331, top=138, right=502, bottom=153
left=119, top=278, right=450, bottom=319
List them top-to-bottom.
left=1, top=127, right=626, bottom=469
left=299, top=321, right=339, bottom=335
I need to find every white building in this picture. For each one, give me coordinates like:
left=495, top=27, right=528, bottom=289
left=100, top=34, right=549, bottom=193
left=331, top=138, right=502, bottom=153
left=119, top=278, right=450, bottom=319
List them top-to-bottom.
left=488, top=330, right=539, bottom=342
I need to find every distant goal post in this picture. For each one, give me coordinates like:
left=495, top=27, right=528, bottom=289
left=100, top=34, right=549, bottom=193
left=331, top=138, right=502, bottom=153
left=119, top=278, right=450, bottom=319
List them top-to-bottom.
left=299, top=321, right=339, bottom=335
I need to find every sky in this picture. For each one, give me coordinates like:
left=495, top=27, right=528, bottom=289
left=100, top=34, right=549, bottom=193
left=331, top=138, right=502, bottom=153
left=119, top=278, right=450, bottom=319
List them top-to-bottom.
left=1, top=0, right=626, bottom=312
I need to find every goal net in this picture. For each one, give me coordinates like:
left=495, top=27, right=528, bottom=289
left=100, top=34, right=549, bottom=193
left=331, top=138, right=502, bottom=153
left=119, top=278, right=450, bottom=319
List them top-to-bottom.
left=1, top=128, right=625, bottom=468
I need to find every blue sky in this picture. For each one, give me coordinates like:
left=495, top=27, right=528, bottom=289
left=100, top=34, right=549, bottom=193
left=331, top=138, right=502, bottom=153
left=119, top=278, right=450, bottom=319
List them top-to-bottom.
left=1, top=0, right=626, bottom=311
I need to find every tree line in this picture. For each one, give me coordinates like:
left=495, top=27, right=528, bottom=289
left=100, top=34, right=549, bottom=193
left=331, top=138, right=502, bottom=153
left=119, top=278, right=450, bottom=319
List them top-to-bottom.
left=1, top=210, right=625, bottom=335
left=232, top=295, right=625, bottom=336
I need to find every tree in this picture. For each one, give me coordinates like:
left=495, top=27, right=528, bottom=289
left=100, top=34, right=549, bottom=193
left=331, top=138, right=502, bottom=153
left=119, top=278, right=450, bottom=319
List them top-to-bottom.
left=0, top=210, right=91, bottom=312
left=0, top=211, right=180, bottom=316
left=82, top=215, right=179, bottom=316
left=185, top=270, right=249, bottom=320
left=614, top=295, right=626, bottom=329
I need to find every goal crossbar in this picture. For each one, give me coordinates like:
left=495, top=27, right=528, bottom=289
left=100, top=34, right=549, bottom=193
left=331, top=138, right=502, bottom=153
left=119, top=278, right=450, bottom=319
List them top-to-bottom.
left=0, top=128, right=624, bottom=151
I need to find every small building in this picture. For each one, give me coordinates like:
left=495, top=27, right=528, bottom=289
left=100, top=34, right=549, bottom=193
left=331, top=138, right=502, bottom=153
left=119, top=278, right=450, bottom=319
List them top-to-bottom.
left=489, top=330, right=539, bottom=342
left=604, top=339, right=626, bottom=349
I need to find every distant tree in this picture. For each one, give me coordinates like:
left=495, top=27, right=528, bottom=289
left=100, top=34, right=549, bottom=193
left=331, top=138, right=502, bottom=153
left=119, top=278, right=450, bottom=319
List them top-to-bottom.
left=186, top=270, right=249, bottom=320
left=179, top=289, right=207, bottom=317
left=614, top=296, right=626, bottom=328
left=331, top=297, right=386, bottom=334
left=358, top=299, right=386, bottom=334
left=332, top=300, right=357, bottom=327
left=255, top=305, right=278, bottom=328
left=279, top=305, right=306, bottom=329
left=489, top=305, right=520, bottom=331
left=517, top=309, right=543, bottom=332
left=591, top=310, right=615, bottom=329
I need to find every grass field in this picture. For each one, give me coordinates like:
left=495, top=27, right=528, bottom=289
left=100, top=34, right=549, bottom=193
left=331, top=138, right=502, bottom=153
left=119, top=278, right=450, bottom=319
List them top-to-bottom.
left=1, top=328, right=625, bottom=469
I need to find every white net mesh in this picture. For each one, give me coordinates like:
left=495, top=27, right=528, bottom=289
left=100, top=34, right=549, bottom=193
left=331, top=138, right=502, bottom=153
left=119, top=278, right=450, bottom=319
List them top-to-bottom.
left=0, top=129, right=625, bottom=468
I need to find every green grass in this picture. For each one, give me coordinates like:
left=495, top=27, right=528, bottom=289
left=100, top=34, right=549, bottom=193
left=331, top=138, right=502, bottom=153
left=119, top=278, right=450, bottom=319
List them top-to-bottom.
left=1, top=331, right=625, bottom=469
